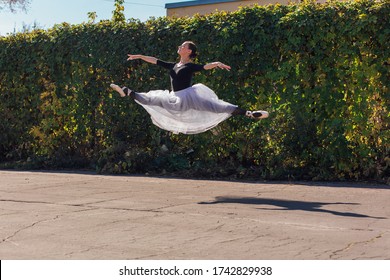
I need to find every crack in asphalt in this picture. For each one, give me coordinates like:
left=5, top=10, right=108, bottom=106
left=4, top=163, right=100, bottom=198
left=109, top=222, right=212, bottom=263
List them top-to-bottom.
left=1, top=214, right=62, bottom=245
left=329, top=231, right=389, bottom=259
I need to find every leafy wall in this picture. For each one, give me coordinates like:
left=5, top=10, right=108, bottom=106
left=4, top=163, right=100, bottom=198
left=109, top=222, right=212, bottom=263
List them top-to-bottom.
left=0, top=0, right=388, bottom=182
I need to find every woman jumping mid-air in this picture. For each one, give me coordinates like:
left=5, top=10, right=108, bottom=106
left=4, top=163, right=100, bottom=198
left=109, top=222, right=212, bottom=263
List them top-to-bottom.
left=110, top=41, right=269, bottom=134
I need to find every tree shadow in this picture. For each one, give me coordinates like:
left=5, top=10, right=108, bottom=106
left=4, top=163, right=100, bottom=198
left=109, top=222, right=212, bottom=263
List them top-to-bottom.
left=199, top=196, right=387, bottom=219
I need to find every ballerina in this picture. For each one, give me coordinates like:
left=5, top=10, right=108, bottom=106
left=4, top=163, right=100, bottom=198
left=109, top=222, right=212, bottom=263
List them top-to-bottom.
left=110, top=41, right=269, bottom=134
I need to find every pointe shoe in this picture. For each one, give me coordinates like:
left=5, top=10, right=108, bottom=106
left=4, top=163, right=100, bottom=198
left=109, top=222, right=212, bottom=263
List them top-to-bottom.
left=110, top=84, right=126, bottom=97
left=110, top=84, right=134, bottom=98
left=246, top=110, right=269, bottom=120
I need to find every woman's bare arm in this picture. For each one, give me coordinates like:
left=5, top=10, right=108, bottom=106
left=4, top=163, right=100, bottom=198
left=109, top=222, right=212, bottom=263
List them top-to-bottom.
left=127, top=54, right=158, bottom=64
left=204, top=62, right=231, bottom=71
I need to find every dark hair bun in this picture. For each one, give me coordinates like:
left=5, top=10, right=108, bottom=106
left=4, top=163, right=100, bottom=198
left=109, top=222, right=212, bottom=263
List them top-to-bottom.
left=187, top=41, right=198, bottom=59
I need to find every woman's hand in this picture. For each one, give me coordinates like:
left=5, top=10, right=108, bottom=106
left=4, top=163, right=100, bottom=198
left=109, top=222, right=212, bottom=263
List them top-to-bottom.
left=127, top=54, right=142, bottom=61
left=204, top=62, right=231, bottom=71
left=216, top=62, right=231, bottom=71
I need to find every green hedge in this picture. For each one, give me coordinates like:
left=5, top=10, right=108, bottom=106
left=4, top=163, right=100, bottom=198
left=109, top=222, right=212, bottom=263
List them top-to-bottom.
left=0, top=0, right=388, bottom=182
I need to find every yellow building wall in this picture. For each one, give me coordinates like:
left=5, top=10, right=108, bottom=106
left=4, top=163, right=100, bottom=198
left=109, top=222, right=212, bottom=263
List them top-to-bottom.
left=167, top=0, right=328, bottom=17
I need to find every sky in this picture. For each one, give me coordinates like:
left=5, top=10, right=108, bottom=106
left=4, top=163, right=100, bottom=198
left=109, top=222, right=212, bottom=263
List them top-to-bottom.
left=0, top=0, right=188, bottom=36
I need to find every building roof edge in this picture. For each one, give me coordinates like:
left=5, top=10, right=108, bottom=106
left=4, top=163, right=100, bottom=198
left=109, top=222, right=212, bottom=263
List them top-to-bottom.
left=165, top=0, right=238, bottom=9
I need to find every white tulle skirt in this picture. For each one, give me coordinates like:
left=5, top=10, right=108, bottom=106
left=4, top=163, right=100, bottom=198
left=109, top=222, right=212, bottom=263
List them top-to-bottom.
left=134, top=83, right=237, bottom=134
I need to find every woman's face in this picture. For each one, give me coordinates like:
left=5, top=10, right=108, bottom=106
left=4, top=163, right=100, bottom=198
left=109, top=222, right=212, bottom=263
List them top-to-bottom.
left=177, top=42, right=191, bottom=57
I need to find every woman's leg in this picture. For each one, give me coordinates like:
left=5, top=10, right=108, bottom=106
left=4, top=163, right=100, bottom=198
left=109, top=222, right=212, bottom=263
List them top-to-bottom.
left=110, top=84, right=165, bottom=106
left=110, top=84, right=135, bottom=98
left=111, top=84, right=269, bottom=119
left=192, top=99, right=269, bottom=120
left=232, top=107, right=246, bottom=115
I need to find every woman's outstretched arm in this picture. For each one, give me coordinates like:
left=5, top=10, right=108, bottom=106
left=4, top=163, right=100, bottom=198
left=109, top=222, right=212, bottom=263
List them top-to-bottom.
left=127, top=54, right=158, bottom=64
left=204, top=62, right=231, bottom=71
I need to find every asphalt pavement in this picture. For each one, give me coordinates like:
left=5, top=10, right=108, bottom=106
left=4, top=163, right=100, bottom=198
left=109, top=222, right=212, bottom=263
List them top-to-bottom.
left=0, top=170, right=389, bottom=259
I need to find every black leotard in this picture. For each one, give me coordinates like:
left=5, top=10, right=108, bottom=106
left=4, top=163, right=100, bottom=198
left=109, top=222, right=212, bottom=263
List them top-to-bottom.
left=157, top=60, right=205, bottom=92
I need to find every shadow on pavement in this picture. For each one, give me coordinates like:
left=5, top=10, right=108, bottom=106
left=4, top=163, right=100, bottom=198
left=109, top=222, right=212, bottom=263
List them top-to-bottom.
left=199, top=196, right=387, bottom=219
